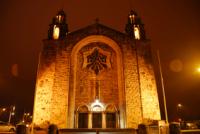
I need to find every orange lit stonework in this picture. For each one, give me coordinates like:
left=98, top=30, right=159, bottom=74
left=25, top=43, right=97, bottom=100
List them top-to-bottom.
left=33, top=23, right=160, bottom=129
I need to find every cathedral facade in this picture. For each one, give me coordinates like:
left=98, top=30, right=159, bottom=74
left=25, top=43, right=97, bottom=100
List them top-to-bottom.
left=33, top=10, right=160, bottom=129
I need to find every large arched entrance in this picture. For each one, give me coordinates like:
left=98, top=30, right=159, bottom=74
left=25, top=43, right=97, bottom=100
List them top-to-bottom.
left=69, top=35, right=125, bottom=128
left=75, top=103, right=119, bottom=128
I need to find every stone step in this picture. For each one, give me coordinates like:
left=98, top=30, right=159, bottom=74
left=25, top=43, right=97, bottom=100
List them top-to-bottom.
left=59, top=129, right=136, bottom=134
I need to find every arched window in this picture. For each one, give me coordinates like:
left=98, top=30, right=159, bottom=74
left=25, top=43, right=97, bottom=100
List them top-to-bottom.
left=53, top=25, right=60, bottom=40
left=134, top=25, right=140, bottom=40
left=91, top=99, right=104, bottom=128
left=105, top=104, right=118, bottom=128
left=77, top=105, right=89, bottom=128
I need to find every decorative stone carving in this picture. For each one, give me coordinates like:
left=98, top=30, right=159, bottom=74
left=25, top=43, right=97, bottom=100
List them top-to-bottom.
left=82, top=47, right=111, bottom=75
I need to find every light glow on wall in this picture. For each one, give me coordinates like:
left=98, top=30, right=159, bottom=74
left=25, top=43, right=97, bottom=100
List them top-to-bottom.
left=129, top=14, right=135, bottom=24
left=56, top=15, right=62, bottom=23
left=53, top=25, right=60, bottom=40
left=134, top=26, right=140, bottom=40
left=91, top=99, right=104, bottom=112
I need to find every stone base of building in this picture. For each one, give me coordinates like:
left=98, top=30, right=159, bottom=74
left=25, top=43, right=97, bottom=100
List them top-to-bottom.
left=31, top=124, right=169, bottom=134
left=59, top=128, right=137, bottom=134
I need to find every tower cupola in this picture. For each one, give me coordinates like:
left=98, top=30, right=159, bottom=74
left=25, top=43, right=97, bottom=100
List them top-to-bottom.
left=48, top=10, right=68, bottom=40
left=125, top=10, right=146, bottom=40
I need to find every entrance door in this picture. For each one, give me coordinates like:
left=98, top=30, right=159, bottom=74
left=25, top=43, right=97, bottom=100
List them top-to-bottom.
left=78, top=113, right=88, bottom=128
left=92, top=113, right=102, bottom=128
left=106, top=113, right=116, bottom=128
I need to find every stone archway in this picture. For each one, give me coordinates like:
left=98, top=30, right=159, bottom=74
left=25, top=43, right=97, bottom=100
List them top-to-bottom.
left=69, top=35, right=125, bottom=128
left=105, top=104, right=119, bottom=128
left=75, top=105, right=89, bottom=128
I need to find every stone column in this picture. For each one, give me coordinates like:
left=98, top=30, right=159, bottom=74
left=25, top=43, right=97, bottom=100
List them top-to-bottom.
left=74, top=111, right=78, bottom=128
left=116, top=111, right=120, bottom=128
left=88, top=112, right=92, bottom=128
left=102, top=112, right=106, bottom=128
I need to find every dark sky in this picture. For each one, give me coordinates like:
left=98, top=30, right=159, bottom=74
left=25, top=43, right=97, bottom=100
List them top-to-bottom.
left=0, top=0, right=200, bottom=121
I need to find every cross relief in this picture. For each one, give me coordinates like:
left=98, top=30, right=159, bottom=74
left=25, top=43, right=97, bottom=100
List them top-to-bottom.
left=82, top=47, right=111, bottom=75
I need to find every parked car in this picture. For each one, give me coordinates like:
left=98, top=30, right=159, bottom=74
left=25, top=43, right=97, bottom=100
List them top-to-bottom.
left=0, top=121, right=15, bottom=132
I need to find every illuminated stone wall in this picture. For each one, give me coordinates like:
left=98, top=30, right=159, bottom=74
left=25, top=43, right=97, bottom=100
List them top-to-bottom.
left=33, top=23, right=160, bottom=129
left=33, top=41, right=70, bottom=128
left=122, top=41, right=161, bottom=127
left=33, top=42, right=56, bottom=127
left=122, top=42, right=143, bottom=128
left=136, top=42, right=161, bottom=121
left=75, top=43, right=119, bottom=109
left=49, top=48, right=70, bottom=128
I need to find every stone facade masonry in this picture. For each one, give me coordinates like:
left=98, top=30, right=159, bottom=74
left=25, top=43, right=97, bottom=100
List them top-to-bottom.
left=33, top=23, right=161, bottom=129
left=122, top=42, right=143, bottom=128
left=136, top=42, right=161, bottom=121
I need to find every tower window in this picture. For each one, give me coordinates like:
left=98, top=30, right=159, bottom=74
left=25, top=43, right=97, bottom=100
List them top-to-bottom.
left=129, top=14, right=135, bottom=24
left=56, top=15, right=62, bottom=23
left=53, top=25, right=60, bottom=40
left=134, top=25, right=140, bottom=40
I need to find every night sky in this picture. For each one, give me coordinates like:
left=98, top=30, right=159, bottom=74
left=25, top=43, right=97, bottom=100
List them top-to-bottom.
left=0, top=0, right=200, bottom=122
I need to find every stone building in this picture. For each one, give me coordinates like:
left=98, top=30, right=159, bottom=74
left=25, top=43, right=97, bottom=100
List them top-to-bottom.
left=33, top=10, right=161, bottom=129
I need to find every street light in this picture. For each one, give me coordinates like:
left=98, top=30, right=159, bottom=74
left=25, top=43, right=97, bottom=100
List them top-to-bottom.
left=157, top=50, right=168, bottom=124
left=197, top=67, right=200, bottom=73
left=177, top=103, right=183, bottom=121
left=177, top=103, right=182, bottom=108
left=8, top=106, right=15, bottom=123
left=0, top=108, right=7, bottom=116
left=2, top=108, right=6, bottom=112
left=23, top=112, right=32, bottom=123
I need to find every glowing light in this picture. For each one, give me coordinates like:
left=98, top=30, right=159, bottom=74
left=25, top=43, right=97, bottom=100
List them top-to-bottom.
left=56, top=15, right=62, bottom=23
left=129, top=15, right=135, bottom=24
left=53, top=25, right=60, bottom=40
left=134, top=26, right=140, bottom=40
left=197, top=67, right=200, bottom=73
left=91, top=99, right=104, bottom=112
left=177, top=103, right=182, bottom=108
left=12, top=106, right=15, bottom=111
left=2, top=108, right=6, bottom=111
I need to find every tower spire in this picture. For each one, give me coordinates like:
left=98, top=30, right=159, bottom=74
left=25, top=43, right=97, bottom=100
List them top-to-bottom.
left=48, top=9, right=69, bottom=40
left=125, top=10, right=146, bottom=40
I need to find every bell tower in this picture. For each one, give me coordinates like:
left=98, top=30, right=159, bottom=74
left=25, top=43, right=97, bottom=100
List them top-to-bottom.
left=48, top=10, right=68, bottom=40
left=124, top=10, right=161, bottom=126
left=125, top=10, right=146, bottom=40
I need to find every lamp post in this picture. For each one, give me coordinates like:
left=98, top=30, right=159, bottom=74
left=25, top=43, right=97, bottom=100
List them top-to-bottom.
left=157, top=50, right=168, bottom=124
left=177, top=103, right=183, bottom=121
left=8, top=106, right=15, bottom=123
left=0, top=108, right=7, bottom=117
left=23, top=112, right=31, bottom=122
